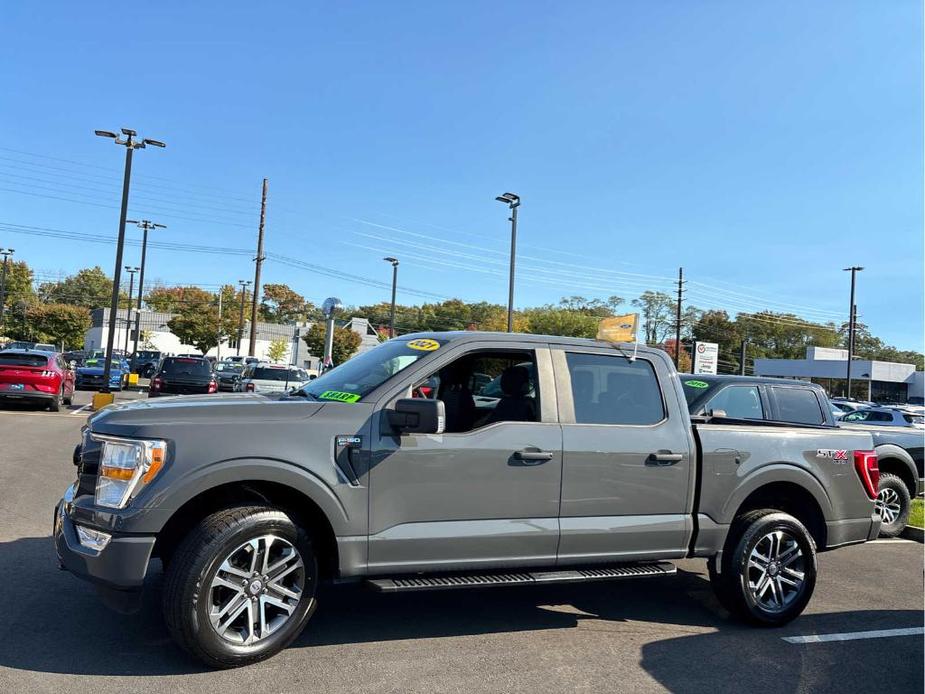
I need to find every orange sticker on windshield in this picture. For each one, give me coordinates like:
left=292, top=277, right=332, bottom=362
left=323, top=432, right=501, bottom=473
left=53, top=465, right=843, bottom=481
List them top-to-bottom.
left=407, top=339, right=440, bottom=352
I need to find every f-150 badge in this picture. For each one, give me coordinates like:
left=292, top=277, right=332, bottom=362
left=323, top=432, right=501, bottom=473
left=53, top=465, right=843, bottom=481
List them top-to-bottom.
left=817, top=449, right=848, bottom=461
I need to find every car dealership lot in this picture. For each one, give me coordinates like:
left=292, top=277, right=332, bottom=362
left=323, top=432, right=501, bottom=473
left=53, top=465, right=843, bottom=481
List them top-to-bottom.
left=0, top=401, right=921, bottom=694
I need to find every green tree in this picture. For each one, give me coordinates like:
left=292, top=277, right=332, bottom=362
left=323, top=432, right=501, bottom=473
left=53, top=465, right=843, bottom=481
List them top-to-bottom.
left=1, top=259, right=35, bottom=310
left=37, top=266, right=123, bottom=310
left=260, top=283, right=314, bottom=323
left=145, top=285, right=215, bottom=313
left=166, top=289, right=238, bottom=354
left=632, top=291, right=676, bottom=345
left=558, top=295, right=624, bottom=317
left=7, top=303, right=90, bottom=349
left=523, top=307, right=600, bottom=338
left=693, top=310, right=743, bottom=370
left=302, top=322, right=361, bottom=365
left=267, top=338, right=289, bottom=363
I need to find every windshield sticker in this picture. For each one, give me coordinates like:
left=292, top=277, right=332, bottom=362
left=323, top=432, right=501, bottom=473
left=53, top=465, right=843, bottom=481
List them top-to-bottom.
left=407, top=338, right=440, bottom=352
left=684, top=380, right=710, bottom=389
left=318, top=390, right=361, bottom=403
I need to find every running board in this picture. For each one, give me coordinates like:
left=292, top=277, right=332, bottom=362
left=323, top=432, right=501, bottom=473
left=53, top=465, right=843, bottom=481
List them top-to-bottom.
left=366, top=561, right=676, bottom=593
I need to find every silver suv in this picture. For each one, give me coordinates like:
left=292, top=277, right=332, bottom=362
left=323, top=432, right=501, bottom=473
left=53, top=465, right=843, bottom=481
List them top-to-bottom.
left=237, top=363, right=314, bottom=394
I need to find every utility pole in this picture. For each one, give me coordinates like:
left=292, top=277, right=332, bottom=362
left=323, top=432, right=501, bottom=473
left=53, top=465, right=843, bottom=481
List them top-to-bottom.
left=94, top=128, right=164, bottom=397
left=248, top=178, right=268, bottom=356
left=495, top=192, right=521, bottom=332
left=127, top=220, right=165, bottom=371
left=0, top=248, right=13, bottom=328
left=383, top=257, right=399, bottom=338
left=843, top=266, right=863, bottom=398
left=122, top=267, right=139, bottom=355
left=674, top=267, right=685, bottom=369
left=236, top=280, right=251, bottom=356
left=216, top=289, right=223, bottom=362
left=739, top=338, right=748, bottom=376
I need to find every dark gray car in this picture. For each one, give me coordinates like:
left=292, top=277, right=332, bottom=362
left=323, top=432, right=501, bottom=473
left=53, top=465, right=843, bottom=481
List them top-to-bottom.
left=54, top=332, right=879, bottom=668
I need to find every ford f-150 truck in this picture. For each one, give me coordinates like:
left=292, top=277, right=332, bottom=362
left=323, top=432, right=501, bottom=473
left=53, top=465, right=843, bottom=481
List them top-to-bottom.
left=54, top=333, right=881, bottom=668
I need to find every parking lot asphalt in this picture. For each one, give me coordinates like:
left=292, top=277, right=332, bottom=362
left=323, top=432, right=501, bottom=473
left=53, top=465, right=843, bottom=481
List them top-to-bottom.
left=0, top=394, right=922, bottom=694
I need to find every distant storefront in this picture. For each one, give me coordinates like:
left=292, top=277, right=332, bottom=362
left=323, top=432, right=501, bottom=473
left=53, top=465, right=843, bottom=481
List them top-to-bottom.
left=754, top=347, right=924, bottom=404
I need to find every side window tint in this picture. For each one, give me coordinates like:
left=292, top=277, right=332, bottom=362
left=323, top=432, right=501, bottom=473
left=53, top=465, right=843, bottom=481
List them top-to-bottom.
left=565, top=352, right=664, bottom=425
left=706, top=386, right=764, bottom=419
left=772, top=387, right=824, bottom=425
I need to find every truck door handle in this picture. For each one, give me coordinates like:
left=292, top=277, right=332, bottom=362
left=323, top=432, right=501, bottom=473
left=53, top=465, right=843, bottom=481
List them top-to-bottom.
left=513, top=450, right=554, bottom=464
left=647, top=451, right=683, bottom=465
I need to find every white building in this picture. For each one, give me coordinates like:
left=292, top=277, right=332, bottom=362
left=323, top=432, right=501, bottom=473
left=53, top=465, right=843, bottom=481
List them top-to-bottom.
left=84, top=309, right=382, bottom=367
left=754, top=346, right=924, bottom=404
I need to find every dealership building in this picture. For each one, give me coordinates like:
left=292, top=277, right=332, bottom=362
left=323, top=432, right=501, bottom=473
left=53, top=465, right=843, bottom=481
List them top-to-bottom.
left=754, top=347, right=924, bottom=404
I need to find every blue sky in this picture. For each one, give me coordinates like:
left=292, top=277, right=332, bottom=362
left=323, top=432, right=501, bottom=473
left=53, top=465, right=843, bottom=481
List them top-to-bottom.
left=1, top=1, right=922, bottom=349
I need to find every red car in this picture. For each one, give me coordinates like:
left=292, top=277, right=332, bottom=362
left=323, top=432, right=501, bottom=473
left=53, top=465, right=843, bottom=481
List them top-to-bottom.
left=0, top=350, right=75, bottom=411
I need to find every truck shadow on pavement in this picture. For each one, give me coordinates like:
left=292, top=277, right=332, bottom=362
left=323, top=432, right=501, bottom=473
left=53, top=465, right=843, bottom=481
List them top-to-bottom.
left=2, top=534, right=922, bottom=685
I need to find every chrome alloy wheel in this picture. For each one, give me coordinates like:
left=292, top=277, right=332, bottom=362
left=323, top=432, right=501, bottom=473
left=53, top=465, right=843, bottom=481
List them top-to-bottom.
left=875, top=487, right=901, bottom=525
left=746, top=530, right=805, bottom=613
left=208, top=535, right=305, bottom=645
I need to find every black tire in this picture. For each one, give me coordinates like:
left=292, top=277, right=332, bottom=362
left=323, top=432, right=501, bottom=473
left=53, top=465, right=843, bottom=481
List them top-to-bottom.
left=48, top=388, right=62, bottom=412
left=63, top=390, right=73, bottom=406
left=875, top=473, right=911, bottom=538
left=163, top=505, right=318, bottom=668
left=709, top=510, right=817, bottom=626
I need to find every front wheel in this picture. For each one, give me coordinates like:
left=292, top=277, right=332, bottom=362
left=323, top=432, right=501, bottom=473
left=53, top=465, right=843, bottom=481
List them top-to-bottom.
left=875, top=473, right=910, bottom=538
left=163, top=505, right=318, bottom=668
left=709, top=510, right=817, bottom=626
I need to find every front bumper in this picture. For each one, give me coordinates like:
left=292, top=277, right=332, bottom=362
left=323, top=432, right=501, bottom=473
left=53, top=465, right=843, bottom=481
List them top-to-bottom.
left=54, top=484, right=155, bottom=613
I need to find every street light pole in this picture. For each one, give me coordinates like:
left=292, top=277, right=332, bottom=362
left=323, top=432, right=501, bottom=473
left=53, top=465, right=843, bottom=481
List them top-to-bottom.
left=95, top=128, right=165, bottom=396
left=495, top=192, right=521, bottom=332
left=126, top=220, right=165, bottom=371
left=0, top=248, right=13, bottom=329
left=383, top=257, right=399, bottom=338
left=843, top=266, right=863, bottom=398
left=123, top=267, right=139, bottom=355
left=236, top=280, right=251, bottom=356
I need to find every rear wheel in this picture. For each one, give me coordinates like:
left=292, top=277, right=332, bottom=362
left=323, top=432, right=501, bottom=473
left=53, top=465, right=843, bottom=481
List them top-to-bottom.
left=48, top=387, right=62, bottom=412
left=875, top=473, right=910, bottom=538
left=163, top=505, right=318, bottom=668
left=709, top=510, right=817, bottom=626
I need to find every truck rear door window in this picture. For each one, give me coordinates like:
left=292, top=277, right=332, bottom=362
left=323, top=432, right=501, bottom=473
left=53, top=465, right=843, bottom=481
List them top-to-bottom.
left=565, top=352, right=664, bottom=425
left=705, top=385, right=764, bottom=420
left=771, top=387, right=825, bottom=425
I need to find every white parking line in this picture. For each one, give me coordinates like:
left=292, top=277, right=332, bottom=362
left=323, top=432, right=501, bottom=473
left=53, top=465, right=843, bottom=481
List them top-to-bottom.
left=70, top=404, right=91, bottom=416
left=867, top=538, right=918, bottom=545
left=783, top=627, right=924, bottom=644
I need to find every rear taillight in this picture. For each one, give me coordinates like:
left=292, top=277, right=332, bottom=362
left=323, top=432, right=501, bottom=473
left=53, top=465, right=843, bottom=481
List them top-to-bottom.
left=41, top=370, right=55, bottom=377
left=151, top=377, right=162, bottom=391
left=208, top=380, right=217, bottom=393
left=245, top=382, right=255, bottom=392
left=853, top=450, right=879, bottom=500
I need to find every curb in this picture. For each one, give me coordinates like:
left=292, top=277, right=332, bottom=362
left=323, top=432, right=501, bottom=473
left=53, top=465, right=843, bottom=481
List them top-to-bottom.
left=901, top=526, right=924, bottom=543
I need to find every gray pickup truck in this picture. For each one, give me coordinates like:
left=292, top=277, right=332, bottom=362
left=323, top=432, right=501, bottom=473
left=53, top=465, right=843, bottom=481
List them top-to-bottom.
left=55, top=332, right=881, bottom=668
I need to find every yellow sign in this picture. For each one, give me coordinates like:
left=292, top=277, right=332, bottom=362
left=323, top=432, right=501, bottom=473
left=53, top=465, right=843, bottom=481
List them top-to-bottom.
left=597, top=313, right=639, bottom=343
left=407, top=338, right=440, bottom=351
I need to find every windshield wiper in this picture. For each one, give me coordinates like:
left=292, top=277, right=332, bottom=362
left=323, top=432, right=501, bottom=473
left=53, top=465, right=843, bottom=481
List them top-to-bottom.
left=286, top=389, right=316, bottom=400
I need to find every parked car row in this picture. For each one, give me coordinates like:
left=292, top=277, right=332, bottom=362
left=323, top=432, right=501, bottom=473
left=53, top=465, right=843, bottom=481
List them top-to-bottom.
left=147, top=356, right=316, bottom=398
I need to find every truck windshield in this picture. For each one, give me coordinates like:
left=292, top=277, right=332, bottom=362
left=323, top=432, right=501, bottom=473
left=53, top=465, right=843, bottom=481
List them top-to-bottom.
left=294, top=338, right=443, bottom=402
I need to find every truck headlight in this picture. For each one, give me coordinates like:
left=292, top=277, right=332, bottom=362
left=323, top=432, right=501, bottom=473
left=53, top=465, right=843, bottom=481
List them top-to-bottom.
left=93, top=436, right=167, bottom=509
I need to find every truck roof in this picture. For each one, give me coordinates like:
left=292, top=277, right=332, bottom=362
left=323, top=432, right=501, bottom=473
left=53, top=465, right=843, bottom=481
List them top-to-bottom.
left=397, top=331, right=662, bottom=355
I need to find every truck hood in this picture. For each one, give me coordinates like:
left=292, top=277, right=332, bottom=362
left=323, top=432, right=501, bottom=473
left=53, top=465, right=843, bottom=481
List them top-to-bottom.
left=89, top=392, right=327, bottom=435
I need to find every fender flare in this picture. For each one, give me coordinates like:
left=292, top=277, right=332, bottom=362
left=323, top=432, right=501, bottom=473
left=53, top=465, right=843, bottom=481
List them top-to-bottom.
left=874, top=444, right=918, bottom=495
left=151, top=457, right=350, bottom=535
left=719, top=463, right=835, bottom=525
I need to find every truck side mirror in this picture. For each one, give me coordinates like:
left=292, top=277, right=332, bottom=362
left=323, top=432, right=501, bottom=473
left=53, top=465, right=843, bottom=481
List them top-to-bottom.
left=388, top=398, right=445, bottom=435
